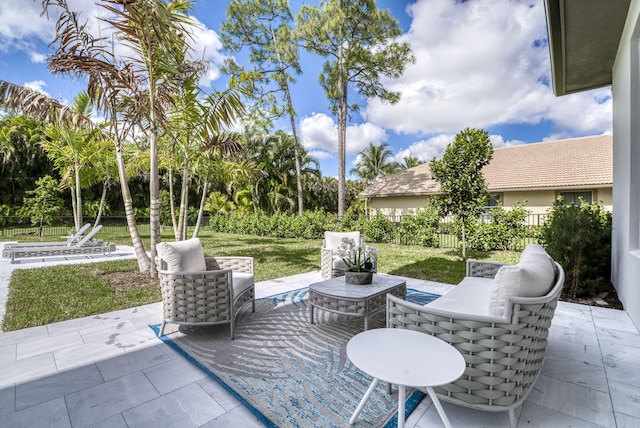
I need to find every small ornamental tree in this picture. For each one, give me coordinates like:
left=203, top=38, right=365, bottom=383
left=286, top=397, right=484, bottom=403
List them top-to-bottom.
left=429, top=128, right=494, bottom=260
left=21, top=175, right=64, bottom=236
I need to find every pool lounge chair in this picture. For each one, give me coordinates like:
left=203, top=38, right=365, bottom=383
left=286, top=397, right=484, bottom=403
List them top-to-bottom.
left=3, top=223, right=93, bottom=250
left=2, top=225, right=116, bottom=263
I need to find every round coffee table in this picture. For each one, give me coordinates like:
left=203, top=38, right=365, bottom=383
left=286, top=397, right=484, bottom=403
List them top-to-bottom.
left=347, top=328, right=465, bottom=428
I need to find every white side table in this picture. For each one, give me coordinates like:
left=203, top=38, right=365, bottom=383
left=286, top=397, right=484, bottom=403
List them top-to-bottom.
left=347, top=328, right=465, bottom=428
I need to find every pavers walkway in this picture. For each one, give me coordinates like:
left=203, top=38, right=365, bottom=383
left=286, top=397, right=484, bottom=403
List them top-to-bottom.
left=1, top=243, right=639, bottom=427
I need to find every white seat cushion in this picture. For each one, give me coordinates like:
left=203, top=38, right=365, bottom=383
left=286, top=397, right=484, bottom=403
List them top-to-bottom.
left=156, top=238, right=206, bottom=272
left=232, top=272, right=254, bottom=296
left=426, top=277, right=494, bottom=317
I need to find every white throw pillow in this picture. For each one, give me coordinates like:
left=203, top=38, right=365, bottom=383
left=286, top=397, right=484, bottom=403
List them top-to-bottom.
left=156, top=238, right=207, bottom=272
left=489, top=253, right=556, bottom=316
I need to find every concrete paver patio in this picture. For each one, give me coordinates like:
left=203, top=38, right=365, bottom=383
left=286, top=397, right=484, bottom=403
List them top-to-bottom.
left=1, top=244, right=639, bottom=427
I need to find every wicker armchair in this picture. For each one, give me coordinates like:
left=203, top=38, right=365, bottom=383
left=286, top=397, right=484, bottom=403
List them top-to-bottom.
left=320, top=231, right=364, bottom=279
left=155, top=238, right=255, bottom=339
left=386, top=258, right=565, bottom=428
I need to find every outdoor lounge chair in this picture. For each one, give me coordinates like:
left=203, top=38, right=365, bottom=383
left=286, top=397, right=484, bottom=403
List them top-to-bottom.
left=3, top=223, right=93, bottom=250
left=2, top=225, right=116, bottom=263
left=321, top=231, right=364, bottom=279
left=155, top=237, right=255, bottom=339
left=386, top=244, right=565, bottom=428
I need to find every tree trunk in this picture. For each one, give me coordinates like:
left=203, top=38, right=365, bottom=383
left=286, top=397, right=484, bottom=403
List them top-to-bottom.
left=336, top=10, right=347, bottom=220
left=270, top=27, right=304, bottom=217
left=148, top=85, right=160, bottom=278
left=116, top=144, right=150, bottom=272
left=177, top=152, right=189, bottom=241
left=74, top=154, right=82, bottom=231
left=168, top=166, right=180, bottom=241
left=192, top=179, right=208, bottom=239
left=94, top=181, right=108, bottom=229
left=70, top=187, right=78, bottom=231
left=461, top=219, right=467, bottom=261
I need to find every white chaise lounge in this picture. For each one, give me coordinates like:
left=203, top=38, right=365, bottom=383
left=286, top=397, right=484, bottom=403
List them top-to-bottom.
left=2, top=223, right=93, bottom=249
left=2, top=225, right=115, bottom=263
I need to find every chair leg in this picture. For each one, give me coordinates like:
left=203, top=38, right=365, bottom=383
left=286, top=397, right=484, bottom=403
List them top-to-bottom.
left=159, top=321, right=166, bottom=337
left=230, top=321, right=235, bottom=340
left=508, top=407, right=517, bottom=428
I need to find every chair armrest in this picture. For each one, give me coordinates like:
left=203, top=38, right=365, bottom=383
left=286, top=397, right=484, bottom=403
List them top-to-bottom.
left=206, top=256, right=253, bottom=274
left=466, top=260, right=506, bottom=278
left=386, top=292, right=509, bottom=325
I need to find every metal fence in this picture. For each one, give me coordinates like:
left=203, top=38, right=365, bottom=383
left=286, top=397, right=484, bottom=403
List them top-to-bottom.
left=1, top=214, right=544, bottom=251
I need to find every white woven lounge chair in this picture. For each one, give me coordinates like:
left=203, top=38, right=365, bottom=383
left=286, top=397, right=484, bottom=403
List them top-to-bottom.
left=2, top=225, right=115, bottom=263
left=321, top=231, right=363, bottom=279
left=155, top=238, right=255, bottom=339
left=386, top=249, right=565, bottom=428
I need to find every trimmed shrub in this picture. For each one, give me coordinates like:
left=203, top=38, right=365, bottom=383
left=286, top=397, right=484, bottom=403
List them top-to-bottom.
left=540, top=199, right=612, bottom=299
left=466, top=203, right=529, bottom=251
left=396, top=206, right=440, bottom=246
left=364, top=212, right=395, bottom=243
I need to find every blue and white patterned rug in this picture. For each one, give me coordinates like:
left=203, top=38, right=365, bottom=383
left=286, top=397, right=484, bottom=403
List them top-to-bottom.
left=151, top=288, right=440, bottom=428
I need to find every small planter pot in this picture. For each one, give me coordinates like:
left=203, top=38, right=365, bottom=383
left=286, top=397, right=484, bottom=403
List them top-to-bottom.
left=345, top=271, right=373, bottom=285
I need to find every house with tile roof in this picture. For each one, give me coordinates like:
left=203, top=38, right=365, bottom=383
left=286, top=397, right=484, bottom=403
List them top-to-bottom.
left=358, top=134, right=612, bottom=220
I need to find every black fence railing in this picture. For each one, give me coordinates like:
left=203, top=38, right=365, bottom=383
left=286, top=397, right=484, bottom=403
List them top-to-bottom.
left=1, top=214, right=543, bottom=251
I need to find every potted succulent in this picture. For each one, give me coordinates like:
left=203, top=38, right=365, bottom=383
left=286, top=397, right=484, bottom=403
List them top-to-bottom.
left=338, top=237, right=378, bottom=285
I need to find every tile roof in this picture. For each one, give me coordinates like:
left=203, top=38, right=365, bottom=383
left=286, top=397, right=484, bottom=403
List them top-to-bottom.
left=359, top=134, right=612, bottom=198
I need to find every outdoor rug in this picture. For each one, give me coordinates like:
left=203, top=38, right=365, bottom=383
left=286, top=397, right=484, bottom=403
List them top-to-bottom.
left=151, top=287, right=440, bottom=428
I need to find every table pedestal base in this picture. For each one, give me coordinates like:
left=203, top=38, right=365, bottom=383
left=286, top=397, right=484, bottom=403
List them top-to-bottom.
left=349, top=379, right=454, bottom=428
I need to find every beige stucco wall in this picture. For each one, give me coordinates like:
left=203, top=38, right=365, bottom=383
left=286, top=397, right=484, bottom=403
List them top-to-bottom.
left=368, top=187, right=613, bottom=218
left=502, top=188, right=612, bottom=215
left=369, top=196, right=429, bottom=221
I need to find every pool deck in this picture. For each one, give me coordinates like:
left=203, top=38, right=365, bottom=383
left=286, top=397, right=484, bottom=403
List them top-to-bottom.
left=1, top=244, right=639, bottom=427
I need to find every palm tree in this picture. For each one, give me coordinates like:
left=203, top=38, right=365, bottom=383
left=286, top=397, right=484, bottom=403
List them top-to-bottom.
left=42, top=0, right=203, bottom=275
left=167, top=76, right=247, bottom=241
left=40, top=91, right=98, bottom=231
left=243, top=130, right=319, bottom=214
left=350, top=142, right=401, bottom=184
left=400, top=155, right=424, bottom=170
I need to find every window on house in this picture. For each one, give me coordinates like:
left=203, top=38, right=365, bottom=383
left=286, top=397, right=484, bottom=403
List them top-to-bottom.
left=559, top=191, right=592, bottom=205
left=481, top=193, right=502, bottom=220
left=484, top=193, right=502, bottom=210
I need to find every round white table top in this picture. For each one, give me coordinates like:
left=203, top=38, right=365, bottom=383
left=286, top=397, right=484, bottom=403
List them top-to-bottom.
left=346, top=328, right=466, bottom=388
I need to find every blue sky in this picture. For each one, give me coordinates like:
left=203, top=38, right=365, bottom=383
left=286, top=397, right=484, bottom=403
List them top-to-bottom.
left=0, top=0, right=612, bottom=178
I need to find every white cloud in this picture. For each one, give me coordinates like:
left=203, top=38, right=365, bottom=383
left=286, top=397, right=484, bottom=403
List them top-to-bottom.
left=363, top=0, right=611, bottom=137
left=0, top=1, right=226, bottom=87
left=0, top=1, right=54, bottom=51
left=188, top=17, right=227, bottom=87
left=29, top=52, right=47, bottom=63
left=24, top=80, right=50, bottom=96
left=300, top=112, right=388, bottom=155
left=394, top=133, right=527, bottom=164
left=394, top=134, right=455, bottom=164
left=308, top=150, right=333, bottom=160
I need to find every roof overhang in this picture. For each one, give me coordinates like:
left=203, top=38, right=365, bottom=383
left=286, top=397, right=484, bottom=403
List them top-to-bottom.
left=544, top=0, right=631, bottom=96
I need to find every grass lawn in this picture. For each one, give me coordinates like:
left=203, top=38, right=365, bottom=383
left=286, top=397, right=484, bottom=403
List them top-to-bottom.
left=2, top=231, right=520, bottom=331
